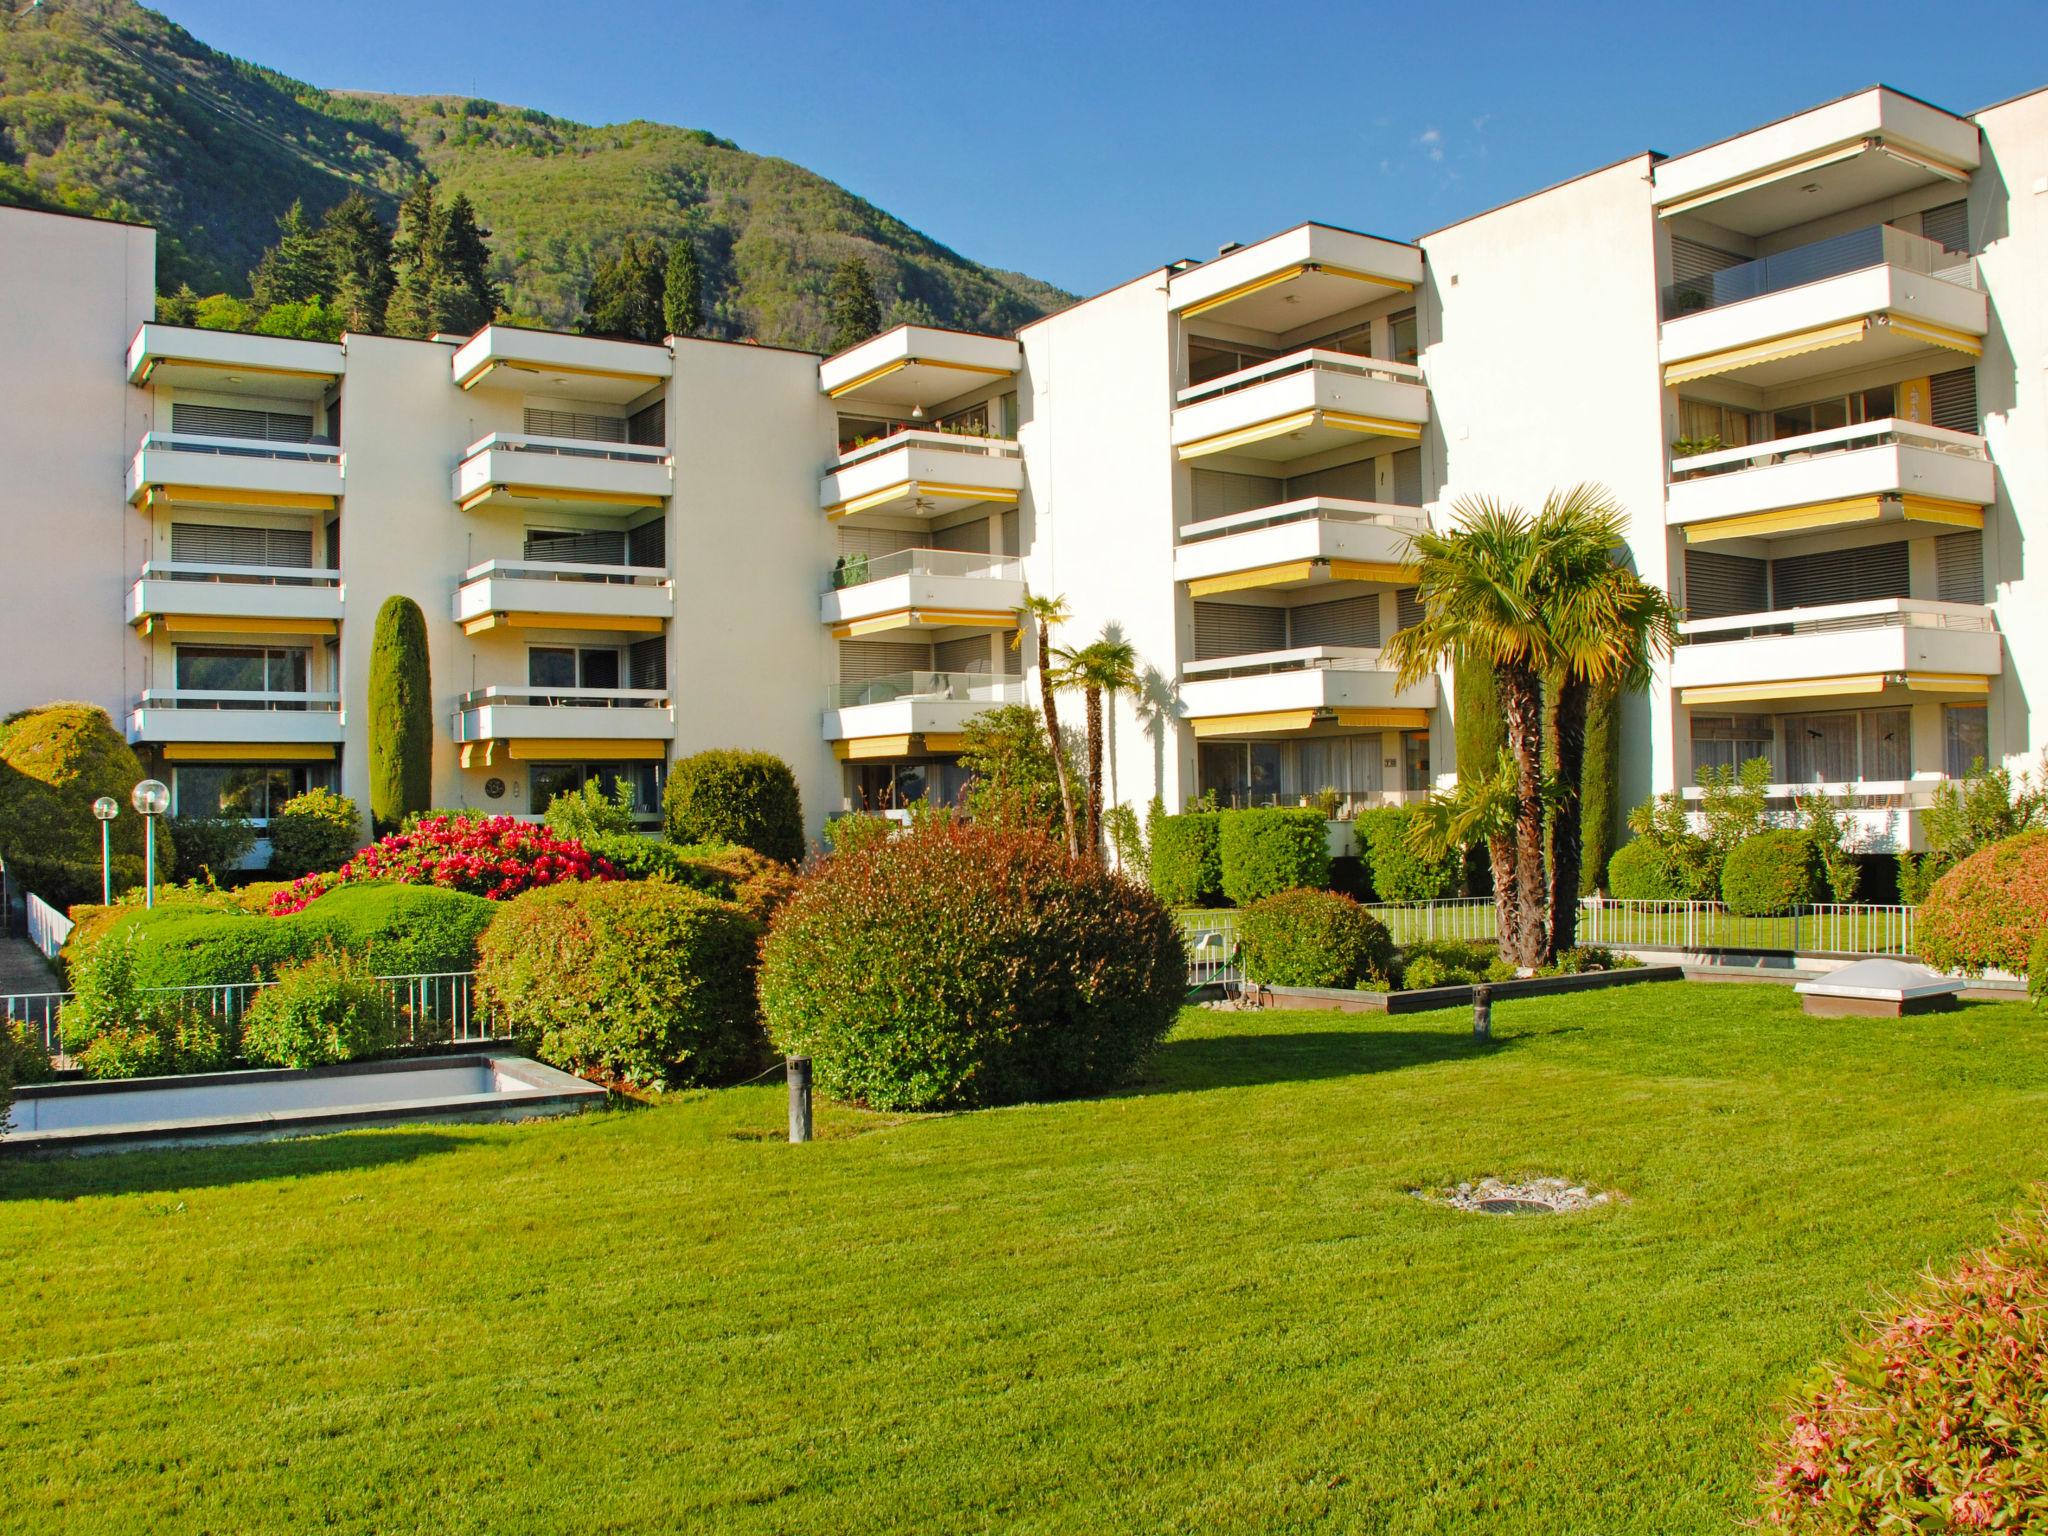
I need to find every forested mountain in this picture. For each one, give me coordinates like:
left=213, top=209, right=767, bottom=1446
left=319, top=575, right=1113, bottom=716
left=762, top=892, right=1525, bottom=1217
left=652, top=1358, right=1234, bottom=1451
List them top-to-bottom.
left=0, top=0, right=1069, bottom=346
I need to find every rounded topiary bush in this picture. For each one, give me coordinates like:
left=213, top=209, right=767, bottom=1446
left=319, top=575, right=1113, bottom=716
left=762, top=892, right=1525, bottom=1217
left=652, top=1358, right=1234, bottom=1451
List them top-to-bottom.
left=0, top=702, right=165, bottom=910
left=663, top=749, right=805, bottom=865
left=266, top=788, right=361, bottom=878
left=1356, top=807, right=1460, bottom=902
left=1218, top=808, right=1330, bottom=906
left=1149, top=811, right=1222, bottom=907
left=759, top=822, right=1186, bottom=1111
left=1721, top=829, right=1820, bottom=916
left=1917, top=831, right=2048, bottom=977
left=1608, top=835, right=1715, bottom=901
left=476, top=880, right=766, bottom=1088
left=1237, top=888, right=1392, bottom=989
left=239, top=951, right=395, bottom=1069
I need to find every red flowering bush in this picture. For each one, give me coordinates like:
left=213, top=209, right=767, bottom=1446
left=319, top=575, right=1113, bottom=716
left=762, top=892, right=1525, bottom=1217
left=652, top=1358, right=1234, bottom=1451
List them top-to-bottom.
left=268, top=813, right=615, bottom=914
left=1916, top=831, right=2048, bottom=977
left=1759, top=1196, right=2048, bottom=1533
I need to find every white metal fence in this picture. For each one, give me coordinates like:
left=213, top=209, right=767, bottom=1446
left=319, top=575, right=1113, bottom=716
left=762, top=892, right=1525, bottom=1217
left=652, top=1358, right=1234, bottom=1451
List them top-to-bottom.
left=24, top=894, right=73, bottom=960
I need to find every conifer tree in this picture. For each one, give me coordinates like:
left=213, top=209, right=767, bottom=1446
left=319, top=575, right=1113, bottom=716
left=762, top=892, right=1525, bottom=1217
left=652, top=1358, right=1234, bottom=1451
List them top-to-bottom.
left=383, top=178, right=441, bottom=339
left=386, top=180, right=500, bottom=338
left=319, top=190, right=394, bottom=335
left=435, top=193, right=501, bottom=334
left=249, top=200, right=330, bottom=308
left=581, top=235, right=666, bottom=343
left=664, top=238, right=702, bottom=339
left=827, top=258, right=882, bottom=351
left=367, top=595, right=432, bottom=835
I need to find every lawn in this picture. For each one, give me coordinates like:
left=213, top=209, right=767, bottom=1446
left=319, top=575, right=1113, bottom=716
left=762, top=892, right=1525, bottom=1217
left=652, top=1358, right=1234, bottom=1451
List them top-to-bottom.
left=3, top=982, right=2044, bottom=1534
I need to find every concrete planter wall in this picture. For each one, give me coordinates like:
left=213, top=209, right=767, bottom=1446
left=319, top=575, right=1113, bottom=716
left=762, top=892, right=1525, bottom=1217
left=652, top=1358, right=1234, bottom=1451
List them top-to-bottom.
left=1255, top=964, right=1687, bottom=1015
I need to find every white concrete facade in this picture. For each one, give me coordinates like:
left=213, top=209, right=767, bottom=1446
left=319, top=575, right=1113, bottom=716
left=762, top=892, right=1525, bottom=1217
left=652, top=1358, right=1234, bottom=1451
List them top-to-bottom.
left=1, top=82, right=2044, bottom=864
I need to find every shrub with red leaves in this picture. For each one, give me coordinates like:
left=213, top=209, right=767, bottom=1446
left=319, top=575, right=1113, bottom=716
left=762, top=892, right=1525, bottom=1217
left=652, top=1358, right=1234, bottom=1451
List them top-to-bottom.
left=267, top=813, right=615, bottom=914
left=1916, top=831, right=2048, bottom=977
left=1759, top=1196, right=2048, bottom=1532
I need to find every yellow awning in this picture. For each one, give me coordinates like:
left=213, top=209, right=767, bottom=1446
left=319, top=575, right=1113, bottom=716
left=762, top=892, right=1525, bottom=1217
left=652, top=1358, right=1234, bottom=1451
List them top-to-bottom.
left=1177, top=261, right=1413, bottom=320
left=1881, top=315, right=1983, bottom=357
left=1663, top=319, right=1869, bottom=386
left=135, top=355, right=338, bottom=387
left=824, top=356, right=1014, bottom=400
left=459, top=357, right=664, bottom=393
left=1175, top=409, right=1422, bottom=462
left=825, top=479, right=1020, bottom=520
left=140, top=485, right=336, bottom=513
left=458, top=485, right=661, bottom=513
left=1682, top=495, right=1886, bottom=543
left=1901, top=495, right=1984, bottom=529
left=1186, top=560, right=1316, bottom=597
left=1327, top=560, right=1420, bottom=585
left=829, top=608, right=1019, bottom=639
left=460, top=612, right=666, bottom=636
left=140, top=614, right=338, bottom=637
left=1904, top=673, right=1991, bottom=695
left=1681, top=675, right=1889, bottom=705
left=1188, top=707, right=1431, bottom=738
left=1331, top=708, right=1430, bottom=729
left=1190, top=710, right=1320, bottom=738
left=920, top=733, right=969, bottom=753
left=832, top=735, right=916, bottom=760
left=503, top=739, right=667, bottom=761
left=459, top=740, right=496, bottom=769
left=161, top=742, right=336, bottom=762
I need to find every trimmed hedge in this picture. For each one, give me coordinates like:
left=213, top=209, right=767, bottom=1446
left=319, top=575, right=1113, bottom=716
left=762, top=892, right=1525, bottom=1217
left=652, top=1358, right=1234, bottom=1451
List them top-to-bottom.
left=0, top=702, right=163, bottom=910
left=663, top=749, right=805, bottom=865
left=267, top=788, right=361, bottom=877
left=1356, top=807, right=1460, bottom=902
left=1218, top=809, right=1329, bottom=906
left=1149, top=811, right=1221, bottom=907
left=759, top=823, right=1185, bottom=1111
left=1721, top=829, right=1820, bottom=917
left=1917, top=831, right=2048, bottom=977
left=581, top=835, right=799, bottom=924
left=1608, top=835, right=1716, bottom=901
left=476, top=880, right=766, bottom=1088
left=1237, top=889, right=1393, bottom=988
left=239, top=951, right=395, bottom=1069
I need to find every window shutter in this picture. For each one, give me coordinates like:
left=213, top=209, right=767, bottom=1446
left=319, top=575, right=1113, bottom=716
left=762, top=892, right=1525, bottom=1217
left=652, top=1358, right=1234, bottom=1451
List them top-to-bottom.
left=1920, top=200, right=1969, bottom=255
left=1670, top=236, right=1746, bottom=282
left=1930, top=368, right=1978, bottom=434
left=625, top=400, right=665, bottom=446
left=171, top=403, right=314, bottom=442
left=523, top=408, right=627, bottom=443
left=1390, top=448, right=1423, bottom=506
left=1286, top=460, right=1375, bottom=500
left=1190, top=469, right=1282, bottom=521
left=627, top=518, right=665, bottom=569
left=932, top=519, right=990, bottom=554
left=170, top=523, right=312, bottom=568
left=524, top=528, right=628, bottom=565
left=1935, top=531, right=1984, bottom=604
left=1771, top=542, right=1909, bottom=609
left=1684, top=549, right=1768, bottom=619
left=1395, top=588, right=1425, bottom=631
left=1288, top=595, right=1381, bottom=648
left=1193, top=602, right=1286, bottom=659
left=628, top=636, right=667, bottom=691
left=933, top=636, right=993, bottom=674
left=838, top=640, right=930, bottom=682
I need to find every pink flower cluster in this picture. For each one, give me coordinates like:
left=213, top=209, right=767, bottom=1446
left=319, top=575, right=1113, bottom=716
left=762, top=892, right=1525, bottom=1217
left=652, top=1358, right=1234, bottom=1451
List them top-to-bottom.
left=267, top=814, right=617, bottom=914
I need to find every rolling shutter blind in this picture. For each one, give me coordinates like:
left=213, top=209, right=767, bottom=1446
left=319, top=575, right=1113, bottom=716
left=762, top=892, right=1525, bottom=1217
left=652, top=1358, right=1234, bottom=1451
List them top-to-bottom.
left=1920, top=200, right=1969, bottom=255
left=1670, top=236, right=1746, bottom=282
left=1930, top=368, right=1978, bottom=434
left=625, top=400, right=665, bottom=446
left=171, top=403, right=314, bottom=442
left=524, top=408, right=626, bottom=443
left=1390, top=448, right=1423, bottom=506
left=1287, top=461, right=1374, bottom=500
left=1191, top=470, right=1282, bottom=521
left=627, top=518, right=665, bottom=569
left=932, top=519, right=990, bottom=554
left=170, top=523, right=313, bottom=568
left=837, top=527, right=920, bottom=558
left=524, top=528, right=628, bottom=565
left=1936, top=531, right=1984, bottom=604
left=1771, top=542, right=1909, bottom=609
left=1684, top=549, right=1768, bottom=619
left=1395, top=588, right=1425, bottom=631
left=1288, top=595, right=1381, bottom=648
left=1193, top=602, right=1286, bottom=660
left=628, top=636, right=667, bottom=690
left=933, top=636, right=993, bottom=674
left=838, top=640, right=930, bottom=682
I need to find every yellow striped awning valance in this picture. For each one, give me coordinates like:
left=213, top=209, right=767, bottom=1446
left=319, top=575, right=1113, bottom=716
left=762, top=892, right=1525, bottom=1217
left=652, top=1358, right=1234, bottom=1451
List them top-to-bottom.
left=1177, top=261, right=1414, bottom=319
left=1880, top=315, right=1983, bottom=357
left=1663, top=319, right=1869, bottom=386
left=824, top=356, right=1014, bottom=400
left=458, top=357, right=665, bottom=393
left=1175, top=408, right=1423, bottom=462
left=825, top=479, right=1021, bottom=520
left=139, top=485, right=336, bottom=513
left=458, top=485, right=660, bottom=513
left=1682, top=493, right=1984, bottom=544
left=1901, top=495, right=1984, bottom=529
left=1186, top=560, right=1317, bottom=597
left=1327, top=560, right=1420, bottom=585
left=829, top=608, right=1019, bottom=639
left=460, top=612, right=666, bottom=636
left=140, top=614, right=338, bottom=637
left=1903, top=673, right=1992, bottom=695
left=1681, top=675, right=1889, bottom=706
left=1188, top=706, right=1432, bottom=738
left=1331, top=708, right=1431, bottom=730
left=1190, top=710, right=1321, bottom=738
left=920, top=734, right=969, bottom=754
left=832, top=735, right=916, bottom=761
left=504, top=739, right=667, bottom=762
left=459, top=740, right=496, bottom=769
left=161, top=742, right=336, bottom=763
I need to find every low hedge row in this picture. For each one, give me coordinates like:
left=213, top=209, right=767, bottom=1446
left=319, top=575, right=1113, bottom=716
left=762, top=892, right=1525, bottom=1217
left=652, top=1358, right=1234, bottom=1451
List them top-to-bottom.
left=1237, top=889, right=1392, bottom=988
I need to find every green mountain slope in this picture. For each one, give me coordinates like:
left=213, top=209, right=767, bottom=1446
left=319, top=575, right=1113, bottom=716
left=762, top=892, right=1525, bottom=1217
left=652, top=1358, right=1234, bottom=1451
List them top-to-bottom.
left=0, top=0, right=1069, bottom=347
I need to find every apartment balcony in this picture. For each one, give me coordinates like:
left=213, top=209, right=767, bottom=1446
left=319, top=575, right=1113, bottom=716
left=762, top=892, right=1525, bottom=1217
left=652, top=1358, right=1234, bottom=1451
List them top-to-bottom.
left=1167, top=223, right=1422, bottom=330
left=1659, top=225, right=1985, bottom=388
left=127, top=323, right=343, bottom=397
left=819, top=324, right=1021, bottom=408
left=450, top=326, right=671, bottom=402
left=1172, top=350, right=1427, bottom=464
left=1668, top=420, right=1994, bottom=543
left=818, top=429, right=1022, bottom=523
left=127, top=431, right=343, bottom=515
left=453, top=434, right=672, bottom=515
left=1174, top=499, right=1427, bottom=596
left=821, top=550, right=1026, bottom=638
left=453, top=560, right=673, bottom=636
left=127, top=563, right=343, bottom=638
left=1673, top=598, right=2000, bottom=707
left=1177, top=648, right=1437, bottom=737
left=823, top=672, right=1025, bottom=756
left=452, top=687, right=674, bottom=768
left=126, top=691, right=345, bottom=758
left=1680, top=781, right=1944, bottom=855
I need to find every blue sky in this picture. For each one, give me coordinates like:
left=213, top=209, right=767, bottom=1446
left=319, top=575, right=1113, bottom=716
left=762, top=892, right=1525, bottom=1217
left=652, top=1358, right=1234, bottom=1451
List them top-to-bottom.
left=160, top=0, right=2048, bottom=297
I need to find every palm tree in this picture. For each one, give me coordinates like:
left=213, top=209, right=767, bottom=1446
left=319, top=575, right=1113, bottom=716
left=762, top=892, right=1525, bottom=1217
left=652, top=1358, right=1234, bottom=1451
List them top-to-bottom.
left=1384, top=501, right=1552, bottom=968
left=1013, top=595, right=1080, bottom=856
left=1055, top=634, right=1141, bottom=862
left=1408, top=749, right=1523, bottom=955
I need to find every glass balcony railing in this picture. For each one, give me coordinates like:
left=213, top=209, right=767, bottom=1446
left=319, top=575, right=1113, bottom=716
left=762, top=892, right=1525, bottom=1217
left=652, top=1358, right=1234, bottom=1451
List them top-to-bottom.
left=1660, top=223, right=1974, bottom=320
left=1668, top=419, right=1988, bottom=482
left=136, top=430, right=340, bottom=464
left=825, top=548, right=1023, bottom=592
left=138, top=561, right=341, bottom=587
left=1677, top=598, right=1994, bottom=646
left=827, top=672, right=1025, bottom=709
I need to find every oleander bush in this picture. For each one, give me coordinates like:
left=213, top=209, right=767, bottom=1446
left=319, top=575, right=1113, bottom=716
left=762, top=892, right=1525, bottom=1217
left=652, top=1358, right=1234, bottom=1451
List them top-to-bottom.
left=0, top=702, right=164, bottom=911
left=662, top=749, right=805, bottom=865
left=266, top=788, right=361, bottom=878
left=1356, top=806, right=1461, bottom=903
left=1217, top=809, right=1329, bottom=906
left=1148, top=811, right=1222, bottom=908
left=269, top=814, right=614, bottom=913
left=758, top=822, right=1185, bottom=1111
left=1721, top=829, right=1821, bottom=917
left=1915, top=831, right=2048, bottom=977
left=476, top=880, right=766, bottom=1088
left=1236, top=889, right=1393, bottom=989
left=238, top=951, right=396, bottom=1069
left=1758, top=1195, right=2048, bottom=1533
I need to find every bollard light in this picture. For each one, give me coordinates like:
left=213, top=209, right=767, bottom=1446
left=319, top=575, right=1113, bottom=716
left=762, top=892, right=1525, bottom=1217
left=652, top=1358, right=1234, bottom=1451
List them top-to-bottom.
left=131, top=779, right=169, bottom=909
left=92, top=796, right=119, bottom=906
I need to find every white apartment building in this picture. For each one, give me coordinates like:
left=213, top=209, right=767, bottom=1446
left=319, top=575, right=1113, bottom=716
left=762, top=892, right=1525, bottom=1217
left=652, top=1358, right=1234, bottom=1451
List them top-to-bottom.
left=1, top=83, right=2042, bottom=869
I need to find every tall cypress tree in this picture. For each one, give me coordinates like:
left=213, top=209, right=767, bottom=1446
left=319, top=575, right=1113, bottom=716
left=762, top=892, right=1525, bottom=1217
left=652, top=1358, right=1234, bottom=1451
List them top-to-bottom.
left=384, top=178, right=441, bottom=339
left=319, top=191, right=394, bottom=335
left=249, top=200, right=330, bottom=308
left=581, top=235, right=665, bottom=343
left=664, top=238, right=702, bottom=339
left=826, top=258, right=882, bottom=351
left=367, top=595, right=433, bottom=835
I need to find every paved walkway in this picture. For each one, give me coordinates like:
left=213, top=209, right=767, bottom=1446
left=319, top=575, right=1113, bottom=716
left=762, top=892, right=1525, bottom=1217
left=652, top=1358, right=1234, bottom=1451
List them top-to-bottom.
left=0, top=931, right=61, bottom=996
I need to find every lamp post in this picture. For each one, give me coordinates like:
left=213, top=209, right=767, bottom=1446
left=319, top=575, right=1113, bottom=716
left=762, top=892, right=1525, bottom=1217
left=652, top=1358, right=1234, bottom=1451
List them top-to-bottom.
left=131, top=779, right=169, bottom=909
left=92, top=796, right=119, bottom=905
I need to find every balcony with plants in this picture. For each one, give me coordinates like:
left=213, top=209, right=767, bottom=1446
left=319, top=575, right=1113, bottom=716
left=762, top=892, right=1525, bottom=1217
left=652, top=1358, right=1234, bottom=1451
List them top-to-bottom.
left=820, top=548, right=1026, bottom=636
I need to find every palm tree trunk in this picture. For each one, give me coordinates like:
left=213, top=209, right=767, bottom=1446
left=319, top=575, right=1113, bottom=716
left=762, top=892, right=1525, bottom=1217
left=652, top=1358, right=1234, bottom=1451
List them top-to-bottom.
left=1037, top=619, right=1080, bottom=856
left=1499, top=661, right=1547, bottom=969
left=1548, top=675, right=1590, bottom=958
left=1083, top=684, right=1105, bottom=861
left=1488, top=830, right=1519, bottom=962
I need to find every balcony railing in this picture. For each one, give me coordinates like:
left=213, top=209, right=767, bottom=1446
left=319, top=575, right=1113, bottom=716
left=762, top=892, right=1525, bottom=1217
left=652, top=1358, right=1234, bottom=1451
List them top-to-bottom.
left=1661, top=223, right=1975, bottom=320
left=1176, top=348, right=1424, bottom=408
left=1670, top=418, right=1987, bottom=481
left=830, top=428, right=1019, bottom=471
left=135, top=431, right=340, bottom=464
left=459, top=432, right=668, bottom=465
left=1178, top=497, right=1428, bottom=546
left=826, top=548, right=1023, bottom=592
left=460, top=559, right=668, bottom=586
left=137, top=561, right=341, bottom=587
left=1679, top=597, right=1995, bottom=646
left=1181, top=646, right=1398, bottom=681
left=827, top=672, right=1025, bottom=709
left=455, top=686, right=669, bottom=710
left=137, top=689, right=340, bottom=713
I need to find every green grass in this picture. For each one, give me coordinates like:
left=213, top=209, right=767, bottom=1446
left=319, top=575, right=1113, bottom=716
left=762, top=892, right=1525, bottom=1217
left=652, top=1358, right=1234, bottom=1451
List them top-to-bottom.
left=4, top=982, right=2044, bottom=1533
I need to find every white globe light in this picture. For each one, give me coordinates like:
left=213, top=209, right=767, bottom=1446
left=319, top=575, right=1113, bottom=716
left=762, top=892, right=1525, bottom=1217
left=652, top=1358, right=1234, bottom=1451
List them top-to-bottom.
left=131, top=779, right=170, bottom=817
left=93, top=796, right=120, bottom=822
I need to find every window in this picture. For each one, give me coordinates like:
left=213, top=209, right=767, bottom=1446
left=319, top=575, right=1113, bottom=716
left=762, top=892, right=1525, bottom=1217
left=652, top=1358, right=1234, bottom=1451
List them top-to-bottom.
left=1388, top=309, right=1418, bottom=367
left=1187, top=340, right=1275, bottom=387
left=938, top=401, right=989, bottom=435
left=171, top=403, right=314, bottom=443
left=524, top=408, right=625, bottom=443
left=170, top=523, right=313, bottom=570
left=524, top=528, right=628, bottom=566
left=174, top=645, right=309, bottom=703
left=528, top=647, right=620, bottom=695
left=1944, top=704, right=1989, bottom=779
left=1781, top=709, right=1909, bottom=784
left=1690, top=715, right=1774, bottom=777
left=1402, top=732, right=1431, bottom=792
left=846, top=758, right=970, bottom=814
left=528, top=761, right=663, bottom=817
left=172, top=763, right=330, bottom=822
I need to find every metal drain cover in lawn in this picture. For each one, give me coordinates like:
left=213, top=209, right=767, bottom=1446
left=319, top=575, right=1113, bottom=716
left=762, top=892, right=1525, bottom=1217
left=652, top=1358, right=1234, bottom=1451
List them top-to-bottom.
left=1416, top=1177, right=1617, bottom=1215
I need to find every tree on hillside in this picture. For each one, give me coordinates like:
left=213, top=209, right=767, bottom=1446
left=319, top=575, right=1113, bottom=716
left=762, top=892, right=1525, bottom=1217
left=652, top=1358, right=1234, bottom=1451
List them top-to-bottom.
left=386, top=179, right=500, bottom=339
left=320, top=191, right=394, bottom=335
left=249, top=200, right=329, bottom=308
left=581, top=235, right=667, bottom=343
left=664, top=238, right=702, bottom=339
left=827, top=258, right=882, bottom=351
